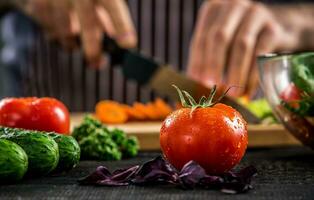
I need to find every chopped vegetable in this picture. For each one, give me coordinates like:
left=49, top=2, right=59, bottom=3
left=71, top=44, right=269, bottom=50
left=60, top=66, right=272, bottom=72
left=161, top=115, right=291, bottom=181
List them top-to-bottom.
left=291, top=52, right=314, bottom=95
left=282, top=53, right=314, bottom=117
left=280, top=83, right=302, bottom=103
left=282, top=92, right=314, bottom=117
left=237, top=97, right=277, bottom=124
left=95, top=98, right=173, bottom=124
left=154, top=98, right=173, bottom=117
left=247, top=99, right=277, bottom=123
left=96, top=100, right=128, bottom=124
left=133, top=102, right=159, bottom=120
left=122, top=105, right=145, bottom=120
left=72, top=116, right=139, bottom=160
left=79, top=156, right=257, bottom=194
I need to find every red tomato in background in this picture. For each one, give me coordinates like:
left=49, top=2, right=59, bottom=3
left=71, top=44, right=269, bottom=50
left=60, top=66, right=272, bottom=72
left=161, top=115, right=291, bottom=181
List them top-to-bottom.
left=280, top=83, right=301, bottom=102
left=280, top=83, right=302, bottom=108
left=0, top=97, right=70, bottom=134
left=160, top=103, right=248, bottom=174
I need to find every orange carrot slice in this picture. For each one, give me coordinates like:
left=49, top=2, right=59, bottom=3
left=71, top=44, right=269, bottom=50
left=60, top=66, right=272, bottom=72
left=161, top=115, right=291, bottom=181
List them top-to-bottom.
left=154, top=98, right=173, bottom=118
left=95, top=100, right=128, bottom=124
left=132, top=102, right=157, bottom=120
left=145, top=103, right=162, bottom=120
left=123, top=105, right=146, bottom=121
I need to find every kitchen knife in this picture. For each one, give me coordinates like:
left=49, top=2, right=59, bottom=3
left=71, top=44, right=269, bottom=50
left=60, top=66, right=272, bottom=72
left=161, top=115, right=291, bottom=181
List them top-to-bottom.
left=103, top=37, right=261, bottom=124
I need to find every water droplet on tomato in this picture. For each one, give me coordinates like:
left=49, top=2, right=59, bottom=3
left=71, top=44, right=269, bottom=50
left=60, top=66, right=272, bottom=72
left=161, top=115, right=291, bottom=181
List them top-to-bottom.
left=166, top=147, right=171, bottom=153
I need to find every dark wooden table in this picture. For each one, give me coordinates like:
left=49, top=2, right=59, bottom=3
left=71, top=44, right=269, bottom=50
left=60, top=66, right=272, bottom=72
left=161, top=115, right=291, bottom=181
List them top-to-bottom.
left=1, top=147, right=314, bottom=200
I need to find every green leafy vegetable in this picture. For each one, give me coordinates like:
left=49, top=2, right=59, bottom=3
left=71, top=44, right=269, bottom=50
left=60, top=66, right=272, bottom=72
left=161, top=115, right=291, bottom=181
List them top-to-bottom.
left=286, top=52, right=314, bottom=116
left=291, top=52, right=314, bottom=95
left=282, top=93, right=314, bottom=117
left=238, top=98, right=277, bottom=124
left=72, top=116, right=139, bottom=160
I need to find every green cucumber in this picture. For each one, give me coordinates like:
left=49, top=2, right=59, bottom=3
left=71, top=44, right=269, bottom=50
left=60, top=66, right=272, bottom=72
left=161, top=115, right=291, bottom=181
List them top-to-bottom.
left=0, top=127, right=59, bottom=176
left=49, top=133, right=80, bottom=172
left=0, top=139, right=28, bottom=183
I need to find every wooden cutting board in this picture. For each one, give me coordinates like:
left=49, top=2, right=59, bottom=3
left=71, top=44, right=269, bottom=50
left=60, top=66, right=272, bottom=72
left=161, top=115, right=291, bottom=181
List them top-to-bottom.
left=71, top=113, right=301, bottom=150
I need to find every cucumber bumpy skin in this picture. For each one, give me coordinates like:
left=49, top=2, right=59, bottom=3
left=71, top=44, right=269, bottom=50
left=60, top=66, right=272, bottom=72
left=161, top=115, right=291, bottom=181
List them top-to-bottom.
left=0, top=127, right=59, bottom=176
left=49, top=133, right=80, bottom=172
left=0, top=139, right=28, bottom=183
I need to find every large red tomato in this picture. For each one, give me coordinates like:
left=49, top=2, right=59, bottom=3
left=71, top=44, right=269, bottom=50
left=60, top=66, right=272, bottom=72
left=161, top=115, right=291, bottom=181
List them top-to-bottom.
left=160, top=86, right=248, bottom=174
left=0, top=97, right=70, bottom=134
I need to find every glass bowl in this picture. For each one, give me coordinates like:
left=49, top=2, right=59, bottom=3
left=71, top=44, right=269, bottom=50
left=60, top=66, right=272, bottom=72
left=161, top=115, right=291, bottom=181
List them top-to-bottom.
left=258, top=52, right=314, bottom=149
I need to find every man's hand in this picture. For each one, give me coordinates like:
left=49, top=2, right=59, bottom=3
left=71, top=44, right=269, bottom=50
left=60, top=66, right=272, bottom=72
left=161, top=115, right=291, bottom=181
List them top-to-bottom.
left=19, top=0, right=137, bottom=68
left=187, top=0, right=303, bottom=97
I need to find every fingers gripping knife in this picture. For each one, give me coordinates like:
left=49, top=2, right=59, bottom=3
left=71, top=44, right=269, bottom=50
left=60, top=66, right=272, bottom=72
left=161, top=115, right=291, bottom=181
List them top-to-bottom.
left=103, top=37, right=261, bottom=124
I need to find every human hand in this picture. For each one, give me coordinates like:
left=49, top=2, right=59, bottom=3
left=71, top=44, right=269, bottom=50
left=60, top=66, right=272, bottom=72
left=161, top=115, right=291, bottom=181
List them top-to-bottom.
left=18, top=0, right=137, bottom=68
left=187, top=0, right=299, bottom=97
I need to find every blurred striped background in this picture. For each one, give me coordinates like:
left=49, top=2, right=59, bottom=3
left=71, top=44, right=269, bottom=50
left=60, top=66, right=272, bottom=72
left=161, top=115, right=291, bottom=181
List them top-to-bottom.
left=22, top=0, right=203, bottom=112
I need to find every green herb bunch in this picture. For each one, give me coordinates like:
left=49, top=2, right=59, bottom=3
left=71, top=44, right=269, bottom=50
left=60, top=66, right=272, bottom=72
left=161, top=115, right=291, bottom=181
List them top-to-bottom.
left=72, top=116, right=139, bottom=160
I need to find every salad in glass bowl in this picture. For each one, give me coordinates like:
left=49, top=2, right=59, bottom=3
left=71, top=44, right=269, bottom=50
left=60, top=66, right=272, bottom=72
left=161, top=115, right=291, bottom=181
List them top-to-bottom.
left=258, top=52, right=314, bottom=148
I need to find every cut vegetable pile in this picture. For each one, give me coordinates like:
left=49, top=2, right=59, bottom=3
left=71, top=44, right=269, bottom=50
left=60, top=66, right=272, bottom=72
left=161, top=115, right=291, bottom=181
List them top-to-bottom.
left=238, top=97, right=277, bottom=124
left=95, top=98, right=173, bottom=124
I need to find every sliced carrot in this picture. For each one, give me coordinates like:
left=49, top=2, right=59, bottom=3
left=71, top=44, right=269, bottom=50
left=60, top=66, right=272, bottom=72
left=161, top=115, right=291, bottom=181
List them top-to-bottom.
left=154, top=98, right=173, bottom=118
left=95, top=100, right=128, bottom=124
left=132, top=102, right=159, bottom=120
left=133, top=102, right=151, bottom=120
left=145, top=103, right=163, bottom=120
left=123, top=105, right=146, bottom=121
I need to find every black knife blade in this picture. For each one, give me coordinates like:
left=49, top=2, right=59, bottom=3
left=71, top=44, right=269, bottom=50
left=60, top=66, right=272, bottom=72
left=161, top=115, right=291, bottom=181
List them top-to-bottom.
left=103, top=37, right=261, bottom=124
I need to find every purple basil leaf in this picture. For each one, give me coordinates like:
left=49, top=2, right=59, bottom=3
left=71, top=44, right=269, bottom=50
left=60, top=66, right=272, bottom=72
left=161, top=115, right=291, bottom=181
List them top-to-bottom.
left=78, top=156, right=257, bottom=194
left=131, top=156, right=179, bottom=185
left=178, top=161, right=206, bottom=189
left=79, top=165, right=140, bottom=186
left=111, top=165, right=140, bottom=182
left=221, top=165, right=257, bottom=193
left=236, top=165, right=258, bottom=183
left=78, top=166, right=112, bottom=185
left=132, top=170, right=177, bottom=185
left=199, top=175, right=224, bottom=189
left=97, top=179, right=130, bottom=186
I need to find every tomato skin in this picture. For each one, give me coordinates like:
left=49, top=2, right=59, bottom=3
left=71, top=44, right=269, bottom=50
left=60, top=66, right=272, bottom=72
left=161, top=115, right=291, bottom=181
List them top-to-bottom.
left=280, top=83, right=301, bottom=102
left=0, top=97, right=70, bottom=134
left=160, top=103, right=248, bottom=174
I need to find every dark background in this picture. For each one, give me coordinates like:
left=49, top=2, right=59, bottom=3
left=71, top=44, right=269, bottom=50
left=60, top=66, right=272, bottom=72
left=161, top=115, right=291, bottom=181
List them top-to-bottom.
left=0, top=0, right=312, bottom=111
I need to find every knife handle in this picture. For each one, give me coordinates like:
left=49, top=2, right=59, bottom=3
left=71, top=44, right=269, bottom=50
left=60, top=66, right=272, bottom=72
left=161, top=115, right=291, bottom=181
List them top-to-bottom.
left=74, top=35, right=126, bottom=66
left=102, top=36, right=127, bottom=66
